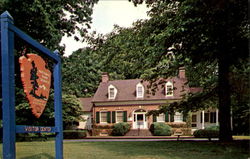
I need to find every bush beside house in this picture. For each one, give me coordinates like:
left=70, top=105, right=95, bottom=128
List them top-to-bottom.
left=112, top=122, right=131, bottom=136
left=150, top=123, right=172, bottom=136
left=193, top=126, right=219, bottom=141
left=63, top=130, right=87, bottom=139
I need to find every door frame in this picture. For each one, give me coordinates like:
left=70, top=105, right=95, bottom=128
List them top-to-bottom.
left=133, top=109, right=148, bottom=129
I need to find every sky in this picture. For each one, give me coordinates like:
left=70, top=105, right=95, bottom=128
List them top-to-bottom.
left=60, top=0, right=150, bottom=56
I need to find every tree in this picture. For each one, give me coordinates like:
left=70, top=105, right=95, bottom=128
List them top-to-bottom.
left=0, top=0, right=98, bottom=52
left=0, top=0, right=98, bottom=127
left=128, top=0, right=248, bottom=141
left=62, top=48, right=102, bottom=97
left=16, top=90, right=83, bottom=128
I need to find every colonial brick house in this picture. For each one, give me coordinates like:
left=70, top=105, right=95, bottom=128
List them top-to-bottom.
left=78, top=68, right=219, bottom=136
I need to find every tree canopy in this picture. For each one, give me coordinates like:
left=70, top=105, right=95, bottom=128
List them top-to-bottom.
left=0, top=0, right=99, bottom=127
left=0, top=0, right=98, bottom=53
left=63, top=0, right=248, bottom=141
left=129, top=0, right=248, bottom=141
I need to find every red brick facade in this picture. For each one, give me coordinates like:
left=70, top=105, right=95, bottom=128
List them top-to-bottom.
left=81, top=69, right=197, bottom=136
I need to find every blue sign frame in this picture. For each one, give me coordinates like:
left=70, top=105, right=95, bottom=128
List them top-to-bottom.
left=1, top=11, right=63, bottom=159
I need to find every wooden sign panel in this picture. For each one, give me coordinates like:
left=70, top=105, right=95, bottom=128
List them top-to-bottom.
left=19, top=54, right=51, bottom=118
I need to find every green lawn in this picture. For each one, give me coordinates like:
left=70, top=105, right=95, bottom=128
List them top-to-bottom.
left=0, top=141, right=249, bottom=159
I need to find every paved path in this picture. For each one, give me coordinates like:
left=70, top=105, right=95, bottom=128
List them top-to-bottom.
left=64, top=138, right=219, bottom=142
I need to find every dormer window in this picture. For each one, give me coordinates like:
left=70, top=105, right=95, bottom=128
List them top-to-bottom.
left=166, top=81, right=173, bottom=96
left=136, top=83, right=144, bottom=98
left=108, top=85, right=117, bottom=99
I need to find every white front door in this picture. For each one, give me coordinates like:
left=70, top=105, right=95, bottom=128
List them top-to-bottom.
left=133, top=113, right=147, bottom=129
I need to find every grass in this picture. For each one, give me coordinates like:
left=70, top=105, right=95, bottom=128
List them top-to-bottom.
left=233, top=136, right=250, bottom=140
left=0, top=140, right=249, bottom=159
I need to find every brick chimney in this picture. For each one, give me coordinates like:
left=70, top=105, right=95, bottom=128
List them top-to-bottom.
left=179, top=67, right=185, bottom=79
left=101, top=72, right=109, bottom=83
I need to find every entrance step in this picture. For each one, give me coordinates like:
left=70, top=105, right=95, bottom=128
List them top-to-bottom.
left=125, top=129, right=152, bottom=136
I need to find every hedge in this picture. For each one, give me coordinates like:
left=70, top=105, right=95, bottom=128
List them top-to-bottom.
left=112, top=122, right=131, bottom=136
left=150, top=123, right=172, bottom=136
left=193, top=129, right=219, bottom=141
left=63, top=130, right=87, bottom=139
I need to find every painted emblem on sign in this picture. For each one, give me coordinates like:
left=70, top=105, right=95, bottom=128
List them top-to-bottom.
left=19, top=54, right=51, bottom=118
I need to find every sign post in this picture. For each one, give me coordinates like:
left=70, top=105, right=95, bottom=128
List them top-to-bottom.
left=0, top=11, right=63, bottom=159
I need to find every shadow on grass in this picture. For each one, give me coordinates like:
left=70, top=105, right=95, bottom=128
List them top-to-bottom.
left=90, top=141, right=249, bottom=159
left=19, top=153, right=54, bottom=159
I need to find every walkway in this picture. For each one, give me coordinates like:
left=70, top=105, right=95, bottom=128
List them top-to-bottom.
left=64, top=136, right=219, bottom=142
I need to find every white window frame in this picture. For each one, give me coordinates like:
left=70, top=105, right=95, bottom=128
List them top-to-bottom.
left=166, top=81, right=173, bottom=96
left=136, top=83, right=144, bottom=98
left=108, top=85, right=117, bottom=99
left=100, top=111, right=108, bottom=124
left=116, top=111, right=123, bottom=123
left=174, top=112, right=183, bottom=122
left=157, top=113, right=165, bottom=122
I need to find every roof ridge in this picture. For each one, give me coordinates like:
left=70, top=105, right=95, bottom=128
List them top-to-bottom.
left=107, top=78, right=142, bottom=82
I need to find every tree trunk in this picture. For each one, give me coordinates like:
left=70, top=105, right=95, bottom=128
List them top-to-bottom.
left=216, top=0, right=233, bottom=142
left=218, top=56, right=233, bottom=142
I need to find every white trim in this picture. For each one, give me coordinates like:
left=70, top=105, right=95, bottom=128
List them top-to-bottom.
left=166, top=81, right=173, bottom=96
left=136, top=83, right=144, bottom=98
left=108, top=85, right=117, bottom=99
left=133, top=109, right=148, bottom=129
left=216, top=109, right=219, bottom=126
left=100, top=111, right=108, bottom=124
left=116, top=111, right=123, bottom=123
left=201, top=111, right=205, bottom=129
left=174, top=112, right=183, bottom=122
left=157, top=113, right=165, bottom=122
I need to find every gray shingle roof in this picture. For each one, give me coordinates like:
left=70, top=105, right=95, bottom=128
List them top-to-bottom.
left=78, top=97, right=93, bottom=112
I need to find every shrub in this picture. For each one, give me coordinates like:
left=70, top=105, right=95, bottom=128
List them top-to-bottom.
left=112, top=122, right=131, bottom=136
left=150, top=123, right=172, bottom=136
left=205, top=125, right=219, bottom=131
left=193, top=129, right=219, bottom=141
left=63, top=130, right=87, bottom=139
left=16, top=133, right=55, bottom=142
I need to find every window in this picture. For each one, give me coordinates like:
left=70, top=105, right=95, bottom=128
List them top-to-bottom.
left=166, top=81, right=173, bottom=96
left=136, top=83, right=144, bottom=98
left=108, top=85, right=117, bottom=99
left=137, top=87, right=143, bottom=97
left=109, top=88, right=115, bottom=98
left=116, top=111, right=123, bottom=123
left=100, top=112, right=107, bottom=123
left=174, top=112, right=183, bottom=122
left=210, top=112, right=216, bottom=123
left=157, top=113, right=165, bottom=122
left=205, top=113, right=209, bottom=122
left=192, top=115, right=197, bottom=122
left=191, top=124, right=197, bottom=127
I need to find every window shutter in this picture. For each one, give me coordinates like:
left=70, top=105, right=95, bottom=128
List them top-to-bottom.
left=107, top=111, right=111, bottom=123
left=112, top=111, right=116, bottom=123
left=123, top=111, right=127, bottom=122
left=96, top=112, right=100, bottom=123
left=165, top=112, right=169, bottom=122
left=200, top=112, right=203, bottom=123
left=210, top=112, right=213, bottom=123
left=214, top=112, right=217, bottom=123
left=170, top=113, right=174, bottom=122
left=183, top=113, right=187, bottom=122
left=153, top=115, right=157, bottom=122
